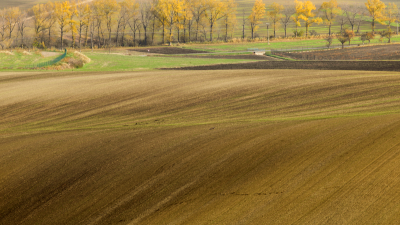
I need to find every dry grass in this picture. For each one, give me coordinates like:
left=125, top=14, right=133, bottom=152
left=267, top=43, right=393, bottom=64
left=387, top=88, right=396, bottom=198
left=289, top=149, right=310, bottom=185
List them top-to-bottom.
left=0, top=51, right=14, bottom=55
left=1, top=70, right=400, bottom=224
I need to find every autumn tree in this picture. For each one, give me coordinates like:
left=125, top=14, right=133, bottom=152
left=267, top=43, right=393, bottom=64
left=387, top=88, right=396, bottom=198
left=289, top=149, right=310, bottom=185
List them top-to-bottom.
left=75, top=0, right=91, bottom=50
left=94, top=0, right=120, bottom=49
left=115, top=0, right=130, bottom=46
left=118, top=0, right=138, bottom=46
left=153, top=0, right=169, bottom=44
left=157, top=0, right=184, bottom=44
left=182, top=0, right=194, bottom=42
left=190, top=0, right=207, bottom=41
left=206, top=0, right=227, bottom=41
left=220, top=0, right=236, bottom=41
left=249, top=0, right=266, bottom=39
left=295, top=0, right=322, bottom=37
left=319, top=0, right=340, bottom=36
left=365, top=0, right=386, bottom=33
left=54, top=1, right=72, bottom=49
left=68, top=1, right=78, bottom=48
left=126, top=1, right=140, bottom=46
left=292, top=1, right=302, bottom=37
left=45, top=2, right=57, bottom=48
left=140, top=2, right=153, bottom=44
left=267, top=3, right=283, bottom=38
left=385, top=3, right=398, bottom=29
left=31, top=4, right=49, bottom=43
left=342, top=4, right=364, bottom=33
left=280, top=5, right=295, bottom=38
left=5, top=7, right=21, bottom=39
left=0, top=9, right=7, bottom=42
left=17, top=10, right=29, bottom=48
left=343, top=29, right=355, bottom=45
left=337, top=34, right=347, bottom=49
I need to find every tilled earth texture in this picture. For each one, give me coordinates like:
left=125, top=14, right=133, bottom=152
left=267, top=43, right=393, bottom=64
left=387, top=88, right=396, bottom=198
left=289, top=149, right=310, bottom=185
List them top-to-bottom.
left=275, top=44, right=400, bottom=60
left=170, top=60, right=400, bottom=71
left=2, top=70, right=400, bottom=224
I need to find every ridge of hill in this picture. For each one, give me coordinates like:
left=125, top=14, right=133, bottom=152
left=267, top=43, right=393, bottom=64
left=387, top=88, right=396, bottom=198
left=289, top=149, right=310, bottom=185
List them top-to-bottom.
left=1, top=70, right=400, bottom=224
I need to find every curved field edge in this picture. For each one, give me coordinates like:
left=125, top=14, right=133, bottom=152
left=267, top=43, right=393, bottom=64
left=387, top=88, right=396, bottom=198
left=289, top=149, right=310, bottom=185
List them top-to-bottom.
left=169, top=61, right=400, bottom=71
left=1, top=70, right=400, bottom=224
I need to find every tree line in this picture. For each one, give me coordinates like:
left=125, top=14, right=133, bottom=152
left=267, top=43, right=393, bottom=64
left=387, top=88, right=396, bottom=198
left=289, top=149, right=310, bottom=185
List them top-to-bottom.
left=0, top=0, right=398, bottom=50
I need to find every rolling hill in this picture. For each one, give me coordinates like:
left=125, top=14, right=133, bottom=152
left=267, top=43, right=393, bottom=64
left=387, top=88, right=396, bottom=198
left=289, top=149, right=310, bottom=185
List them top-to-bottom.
left=1, top=69, right=400, bottom=224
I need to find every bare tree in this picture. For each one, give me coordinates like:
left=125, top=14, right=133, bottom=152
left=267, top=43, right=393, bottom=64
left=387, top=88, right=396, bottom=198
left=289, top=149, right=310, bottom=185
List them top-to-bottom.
left=190, top=0, right=207, bottom=41
left=45, top=2, right=57, bottom=48
left=139, top=2, right=152, bottom=45
left=342, top=4, right=364, bottom=33
left=280, top=5, right=295, bottom=38
left=5, top=7, right=21, bottom=39
left=0, top=9, right=6, bottom=42
left=336, top=10, right=347, bottom=34
left=17, top=11, right=29, bottom=48
left=127, top=11, right=141, bottom=46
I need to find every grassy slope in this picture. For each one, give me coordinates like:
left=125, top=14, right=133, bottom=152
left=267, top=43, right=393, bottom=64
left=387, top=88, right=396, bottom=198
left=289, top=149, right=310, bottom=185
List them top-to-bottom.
left=186, top=35, right=400, bottom=52
left=0, top=51, right=57, bottom=69
left=0, top=51, right=259, bottom=72
left=79, top=52, right=259, bottom=71
left=1, top=70, right=400, bottom=224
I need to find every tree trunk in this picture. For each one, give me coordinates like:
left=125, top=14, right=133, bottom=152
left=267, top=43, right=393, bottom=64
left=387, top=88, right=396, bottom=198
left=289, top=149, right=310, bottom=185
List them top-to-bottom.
left=152, top=16, right=155, bottom=43
left=183, top=18, right=186, bottom=43
left=372, top=18, right=375, bottom=33
left=188, top=21, right=191, bottom=42
left=196, top=22, right=199, bottom=41
left=225, top=22, right=228, bottom=42
left=210, top=23, right=213, bottom=41
left=306, top=23, right=309, bottom=37
left=329, top=23, right=331, bottom=36
left=133, top=24, right=136, bottom=47
left=162, top=24, right=165, bottom=44
left=284, top=24, right=287, bottom=38
left=79, top=25, right=82, bottom=52
left=85, top=25, right=88, bottom=47
left=49, top=26, right=52, bottom=48
left=61, top=26, right=64, bottom=49
left=177, top=27, right=180, bottom=43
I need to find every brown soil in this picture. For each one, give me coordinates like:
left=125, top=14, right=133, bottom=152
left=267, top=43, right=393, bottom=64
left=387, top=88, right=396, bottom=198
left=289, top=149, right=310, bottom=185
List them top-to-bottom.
left=275, top=44, right=400, bottom=60
left=128, top=47, right=208, bottom=54
left=154, top=54, right=278, bottom=60
left=168, top=60, right=400, bottom=71
left=2, top=70, right=400, bottom=224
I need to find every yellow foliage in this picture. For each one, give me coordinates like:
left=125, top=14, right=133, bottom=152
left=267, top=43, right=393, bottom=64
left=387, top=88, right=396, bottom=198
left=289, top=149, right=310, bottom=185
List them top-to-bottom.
left=249, top=0, right=266, bottom=37
left=295, top=0, right=322, bottom=37
left=320, top=0, right=340, bottom=24
left=365, top=0, right=386, bottom=31
left=267, top=2, right=284, bottom=37
left=385, top=3, right=398, bottom=27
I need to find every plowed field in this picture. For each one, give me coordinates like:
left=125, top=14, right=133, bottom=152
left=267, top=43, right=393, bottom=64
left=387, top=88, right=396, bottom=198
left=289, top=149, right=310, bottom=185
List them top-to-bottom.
left=275, top=44, right=400, bottom=60
left=1, top=70, right=400, bottom=224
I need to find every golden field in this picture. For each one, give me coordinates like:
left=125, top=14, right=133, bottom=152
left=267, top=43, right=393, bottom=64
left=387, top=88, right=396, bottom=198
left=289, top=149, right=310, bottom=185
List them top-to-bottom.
left=1, top=69, right=400, bottom=224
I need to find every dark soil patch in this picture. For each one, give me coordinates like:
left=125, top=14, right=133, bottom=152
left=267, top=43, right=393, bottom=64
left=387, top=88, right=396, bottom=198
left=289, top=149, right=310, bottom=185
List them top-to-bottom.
left=275, top=44, right=400, bottom=60
left=128, top=47, right=208, bottom=54
left=153, top=54, right=277, bottom=60
left=163, top=61, right=400, bottom=71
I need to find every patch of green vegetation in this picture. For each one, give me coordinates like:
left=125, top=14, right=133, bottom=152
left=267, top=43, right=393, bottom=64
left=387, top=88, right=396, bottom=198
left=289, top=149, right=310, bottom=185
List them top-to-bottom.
left=185, top=35, right=400, bottom=52
left=0, top=51, right=52, bottom=69
left=79, top=52, right=260, bottom=71
left=265, top=53, right=296, bottom=61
